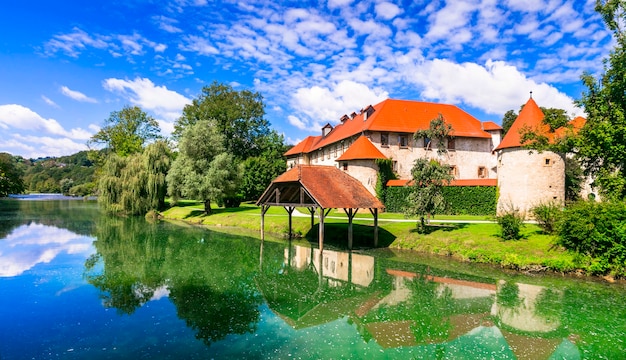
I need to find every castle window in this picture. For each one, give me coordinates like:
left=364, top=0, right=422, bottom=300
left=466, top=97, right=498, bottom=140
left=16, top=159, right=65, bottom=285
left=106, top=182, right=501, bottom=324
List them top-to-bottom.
left=381, top=133, right=389, bottom=147
left=399, top=134, right=408, bottom=148
left=423, top=137, right=431, bottom=150
left=447, top=137, right=456, bottom=150
left=332, top=145, right=337, bottom=158
left=544, top=158, right=552, bottom=166
left=393, top=160, right=398, bottom=173
left=342, top=162, right=348, bottom=171
left=449, top=165, right=458, bottom=178
left=478, top=166, right=487, bottom=178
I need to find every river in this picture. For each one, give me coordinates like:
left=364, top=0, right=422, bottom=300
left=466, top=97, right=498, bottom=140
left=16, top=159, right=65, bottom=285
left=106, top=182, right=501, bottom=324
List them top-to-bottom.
left=0, top=198, right=624, bottom=359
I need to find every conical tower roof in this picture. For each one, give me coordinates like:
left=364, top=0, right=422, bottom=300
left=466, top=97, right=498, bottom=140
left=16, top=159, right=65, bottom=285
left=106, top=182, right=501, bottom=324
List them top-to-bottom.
left=495, top=97, right=548, bottom=151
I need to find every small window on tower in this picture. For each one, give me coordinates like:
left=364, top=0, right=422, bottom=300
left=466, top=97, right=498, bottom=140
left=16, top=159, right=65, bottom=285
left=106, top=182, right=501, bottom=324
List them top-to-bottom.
left=544, top=158, right=552, bottom=166
left=342, top=162, right=348, bottom=171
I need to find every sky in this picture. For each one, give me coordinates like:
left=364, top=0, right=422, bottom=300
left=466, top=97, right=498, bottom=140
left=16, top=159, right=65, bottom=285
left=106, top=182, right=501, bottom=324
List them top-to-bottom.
left=0, top=0, right=615, bottom=159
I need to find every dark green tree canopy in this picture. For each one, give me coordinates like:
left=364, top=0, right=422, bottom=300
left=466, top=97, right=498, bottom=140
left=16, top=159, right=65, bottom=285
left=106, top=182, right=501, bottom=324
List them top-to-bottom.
left=576, top=0, right=626, bottom=199
left=173, top=82, right=269, bottom=160
left=89, top=105, right=161, bottom=157
left=501, top=110, right=518, bottom=136
left=0, top=152, right=25, bottom=197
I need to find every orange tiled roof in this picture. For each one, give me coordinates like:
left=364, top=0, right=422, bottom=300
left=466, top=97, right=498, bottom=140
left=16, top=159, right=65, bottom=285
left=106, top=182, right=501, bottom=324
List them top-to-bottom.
left=285, top=98, right=492, bottom=156
left=494, top=98, right=548, bottom=151
left=554, top=116, right=586, bottom=138
left=482, top=121, right=502, bottom=131
left=336, top=136, right=387, bottom=161
left=258, top=165, right=385, bottom=209
left=386, top=179, right=497, bottom=187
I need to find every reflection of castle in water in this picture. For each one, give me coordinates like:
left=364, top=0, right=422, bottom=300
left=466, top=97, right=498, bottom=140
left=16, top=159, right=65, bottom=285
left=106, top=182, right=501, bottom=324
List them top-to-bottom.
left=272, top=244, right=579, bottom=359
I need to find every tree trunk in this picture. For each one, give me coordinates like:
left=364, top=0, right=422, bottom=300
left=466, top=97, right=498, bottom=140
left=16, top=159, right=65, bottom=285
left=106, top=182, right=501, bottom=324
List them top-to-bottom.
left=204, top=199, right=212, bottom=215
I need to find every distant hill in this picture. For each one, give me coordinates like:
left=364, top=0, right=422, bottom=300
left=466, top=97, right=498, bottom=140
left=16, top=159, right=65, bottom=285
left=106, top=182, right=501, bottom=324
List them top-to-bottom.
left=21, top=150, right=97, bottom=196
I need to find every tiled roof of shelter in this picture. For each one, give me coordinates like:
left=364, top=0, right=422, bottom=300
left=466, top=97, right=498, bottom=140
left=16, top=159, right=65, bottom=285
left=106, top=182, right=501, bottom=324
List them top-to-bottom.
left=285, top=99, right=493, bottom=156
left=336, top=136, right=387, bottom=161
left=257, top=165, right=385, bottom=209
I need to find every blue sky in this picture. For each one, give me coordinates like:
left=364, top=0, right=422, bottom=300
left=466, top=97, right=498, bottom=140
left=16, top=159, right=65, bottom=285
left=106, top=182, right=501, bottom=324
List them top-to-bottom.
left=0, top=0, right=613, bottom=159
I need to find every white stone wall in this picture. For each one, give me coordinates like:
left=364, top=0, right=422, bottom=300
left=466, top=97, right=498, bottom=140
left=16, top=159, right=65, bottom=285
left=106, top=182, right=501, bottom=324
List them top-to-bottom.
left=496, top=148, right=565, bottom=215
left=340, top=159, right=379, bottom=196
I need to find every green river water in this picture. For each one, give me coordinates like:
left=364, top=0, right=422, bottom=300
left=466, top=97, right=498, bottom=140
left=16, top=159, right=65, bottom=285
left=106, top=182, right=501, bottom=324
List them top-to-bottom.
left=0, top=198, right=624, bottom=359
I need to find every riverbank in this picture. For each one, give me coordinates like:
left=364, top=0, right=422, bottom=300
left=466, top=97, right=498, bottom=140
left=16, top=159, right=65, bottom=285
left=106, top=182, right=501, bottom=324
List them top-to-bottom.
left=161, top=201, right=601, bottom=279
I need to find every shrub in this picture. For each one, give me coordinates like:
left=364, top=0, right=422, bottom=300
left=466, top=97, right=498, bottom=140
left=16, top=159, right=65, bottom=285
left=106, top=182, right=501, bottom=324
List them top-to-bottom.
left=385, top=185, right=496, bottom=215
left=557, top=200, right=626, bottom=275
left=531, top=201, right=562, bottom=234
left=496, top=203, right=525, bottom=240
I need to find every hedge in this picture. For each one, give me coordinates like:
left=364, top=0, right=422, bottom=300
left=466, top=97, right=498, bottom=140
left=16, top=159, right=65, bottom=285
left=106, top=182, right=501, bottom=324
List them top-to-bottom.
left=385, top=185, right=497, bottom=215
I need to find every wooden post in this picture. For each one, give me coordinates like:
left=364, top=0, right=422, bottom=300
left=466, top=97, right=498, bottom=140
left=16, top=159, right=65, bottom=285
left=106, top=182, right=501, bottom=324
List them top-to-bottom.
left=260, top=205, right=270, bottom=240
left=285, top=206, right=295, bottom=239
left=307, top=207, right=315, bottom=228
left=318, top=207, right=325, bottom=252
left=343, top=208, right=358, bottom=250
left=373, top=208, right=379, bottom=247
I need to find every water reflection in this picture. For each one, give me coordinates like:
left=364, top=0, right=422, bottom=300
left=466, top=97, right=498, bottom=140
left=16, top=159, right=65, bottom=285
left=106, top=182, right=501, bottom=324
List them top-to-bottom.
left=3, top=201, right=625, bottom=358
left=0, top=223, right=93, bottom=277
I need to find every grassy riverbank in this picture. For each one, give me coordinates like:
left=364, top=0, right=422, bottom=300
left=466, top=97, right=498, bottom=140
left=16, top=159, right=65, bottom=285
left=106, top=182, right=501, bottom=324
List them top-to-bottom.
left=161, top=201, right=588, bottom=276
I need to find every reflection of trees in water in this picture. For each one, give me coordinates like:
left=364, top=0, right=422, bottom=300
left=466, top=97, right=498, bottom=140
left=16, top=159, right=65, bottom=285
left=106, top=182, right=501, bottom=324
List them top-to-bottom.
left=0, top=199, right=99, bottom=239
left=85, top=215, right=168, bottom=315
left=85, top=216, right=263, bottom=345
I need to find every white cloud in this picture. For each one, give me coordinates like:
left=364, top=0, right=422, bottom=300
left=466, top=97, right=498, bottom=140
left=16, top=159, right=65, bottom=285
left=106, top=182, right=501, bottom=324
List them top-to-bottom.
left=375, top=2, right=402, bottom=20
left=154, top=15, right=183, bottom=33
left=179, top=35, right=219, bottom=55
left=413, top=59, right=582, bottom=117
left=102, top=77, right=191, bottom=125
left=289, top=80, right=389, bottom=131
left=60, top=86, right=98, bottom=103
left=41, top=95, right=59, bottom=108
left=0, top=104, right=92, bottom=139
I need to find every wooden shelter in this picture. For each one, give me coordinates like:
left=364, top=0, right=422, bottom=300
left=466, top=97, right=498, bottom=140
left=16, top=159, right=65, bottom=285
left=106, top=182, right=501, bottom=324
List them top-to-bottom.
left=256, top=165, right=385, bottom=249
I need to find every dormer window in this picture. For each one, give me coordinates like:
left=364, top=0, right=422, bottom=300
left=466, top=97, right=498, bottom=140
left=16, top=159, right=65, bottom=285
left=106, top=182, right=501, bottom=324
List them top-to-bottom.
left=322, top=123, right=333, bottom=137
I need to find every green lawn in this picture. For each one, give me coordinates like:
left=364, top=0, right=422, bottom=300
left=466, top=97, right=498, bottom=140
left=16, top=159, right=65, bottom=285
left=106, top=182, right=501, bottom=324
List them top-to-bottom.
left=161, top=201, right=581, bottom=275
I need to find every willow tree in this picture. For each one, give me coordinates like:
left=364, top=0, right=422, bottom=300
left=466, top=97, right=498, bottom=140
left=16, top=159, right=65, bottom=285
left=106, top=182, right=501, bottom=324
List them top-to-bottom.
left=167, top=119, right=241, bottom=214
left=98, top=140, right=171, bottom=215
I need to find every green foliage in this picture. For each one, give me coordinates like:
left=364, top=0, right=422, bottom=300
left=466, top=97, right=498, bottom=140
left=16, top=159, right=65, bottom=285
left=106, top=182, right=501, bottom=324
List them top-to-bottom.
left=575, top=1, right=626, bottom=200
left=174, top=81, right=269, bottom=160
left=89, top=106, right=161, bottom=157
left=541, top=107, right=570, bottom=131
left=501, top=110, right=518, bottom=135
left=414, top=114, right=453, bottom=155
left=167, top=119, right=241, bottom=214
left=240, top=132, right=288, bottom=201
left=98, top=140, right=172, bottom=215
left=20, top=150, right=98, bottom=195
left=0, top=152, right=25, bottom=196
left=564, top=157, right=584, bottom=202
left=374, top=158, right=396, bottom=203
left=404, top=158, right=453, bottom=230
left=385, top=185, right=496, bottom=215
left=557, top=200, right=626, bottom=275
left=531, top=201, right=562, bottom=234
left=496, top=202, right=525, bottom=240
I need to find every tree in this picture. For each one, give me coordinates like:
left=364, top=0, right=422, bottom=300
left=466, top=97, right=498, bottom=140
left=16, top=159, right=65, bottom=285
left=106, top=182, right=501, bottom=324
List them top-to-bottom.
left=575, top=0, right=626, bottom=200
left=173, top=82, right=269, bottom=160
left=88, top=106, right=161, bottom=157
left=501, top=110, right=518, bottom=136
left=406, top=116, right=455, bottom=230
left=167, top=119, right=241, bottom=214
left=239, top=132, right=288, bottom=201
left=98, top=140, right=172, bottom=215
left=0, top=152, right=25, bottom=197
left=404, top=158, right=454, bottom=231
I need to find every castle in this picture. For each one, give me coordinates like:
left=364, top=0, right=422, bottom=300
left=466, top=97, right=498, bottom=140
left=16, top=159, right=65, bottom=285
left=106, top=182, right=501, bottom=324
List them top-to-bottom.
left=284, top=96, right=587, bottom=214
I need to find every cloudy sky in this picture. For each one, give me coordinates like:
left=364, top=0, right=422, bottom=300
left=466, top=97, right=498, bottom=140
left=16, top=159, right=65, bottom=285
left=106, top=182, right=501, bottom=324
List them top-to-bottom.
left=0, top=0, right=613, bottom=158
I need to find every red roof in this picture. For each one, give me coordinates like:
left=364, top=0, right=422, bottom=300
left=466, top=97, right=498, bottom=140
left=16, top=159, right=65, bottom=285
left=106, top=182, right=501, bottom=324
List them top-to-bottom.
left=285, top=98, right=492, bottom=156
left=494, top=98, right=548, bottom=151
left=554, top=116, right=586, bottom=138
left=482, top=121, right=502, bottom=131
left=336, top=136, right=387, bottom=161
left=258, top=165, right=385, bottom=209
left=386, top=179, right=496, bottom=187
